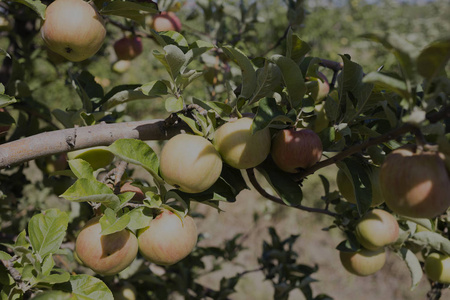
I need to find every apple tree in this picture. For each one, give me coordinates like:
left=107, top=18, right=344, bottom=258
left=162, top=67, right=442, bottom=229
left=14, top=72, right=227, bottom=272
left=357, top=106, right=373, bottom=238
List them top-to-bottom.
left=1, top=0, right=450, bottom=299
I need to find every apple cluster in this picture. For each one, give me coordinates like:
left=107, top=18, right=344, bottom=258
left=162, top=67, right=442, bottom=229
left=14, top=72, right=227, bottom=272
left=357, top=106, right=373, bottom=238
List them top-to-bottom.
left=159, top=117, right=324, bottom=194
left=74, top=209, right=198, bottom=275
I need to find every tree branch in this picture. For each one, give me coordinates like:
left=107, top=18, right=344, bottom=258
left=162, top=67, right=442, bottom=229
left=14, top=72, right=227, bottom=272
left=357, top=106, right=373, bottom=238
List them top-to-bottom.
left=0, top=119, right=190, bottom=169
left=246, top=168, right=338, bottom=217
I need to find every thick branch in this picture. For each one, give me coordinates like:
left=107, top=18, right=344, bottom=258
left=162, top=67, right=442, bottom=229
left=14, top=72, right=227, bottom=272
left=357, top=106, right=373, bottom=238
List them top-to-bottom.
left=0, top=119, right=190, bottom=169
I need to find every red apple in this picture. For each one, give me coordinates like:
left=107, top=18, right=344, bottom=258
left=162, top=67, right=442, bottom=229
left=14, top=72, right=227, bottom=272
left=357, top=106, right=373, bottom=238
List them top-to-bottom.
left=41, top=0, right=106, bottom=62
left=150, top=11, right=182, bottom=32
left=113, top=36, right=143, bottom=61
left=271, top=128, right=323, bottom=173
left=379, top=146, right=450, bottom=218
left=120, top=181, right=145, bottom=202
left=137, top=210, right=197, bottom=266
left=75, top=216, right=138, bottom=275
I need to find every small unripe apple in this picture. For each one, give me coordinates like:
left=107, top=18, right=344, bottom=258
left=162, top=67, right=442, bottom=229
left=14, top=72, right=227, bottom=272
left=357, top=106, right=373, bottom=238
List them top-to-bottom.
left=41, top=0, right=106, bottom=62
left=150, top=11, right=182, bottom=32
left=113, top=36, right=143, bottom=61
left=112, top=60, right=131, bottom=73
left=312, top=103, right=329, bottom=133
left=213, top=117, right=271, bottom=169
left=271, top=128, right=322, bottom=173
left=160, top=134, right=222, bottom=193
left=67, top=146, right=115, bottom=170
left=379, top=146, right=450, bottom=218
left=336, top=166, right=385, bottom=207
left=137, top=209, right=197, bottom=266
left=355, top=209, right=399, bottom=251
left=75, top=216, right=138, bottom=275
left=339, top=248, right=386, bottom=276
left=424, top=252, right=450, bottom=284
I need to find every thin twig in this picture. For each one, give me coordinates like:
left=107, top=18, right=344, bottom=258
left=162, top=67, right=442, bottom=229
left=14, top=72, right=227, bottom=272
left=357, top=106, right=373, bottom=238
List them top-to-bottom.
left=246, top=168, right=338, bottom=217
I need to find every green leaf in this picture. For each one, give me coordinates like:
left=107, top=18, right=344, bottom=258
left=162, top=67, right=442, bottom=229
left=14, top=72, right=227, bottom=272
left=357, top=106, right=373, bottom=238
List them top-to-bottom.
left=11, top=0, right=46, bottom=19
left=100, top=1, right=158, bottom=27
left=286, top=29, right=311, bottom=64
left=152, top=31, right=189, bottom=53
left=361, top=32, right=419, bottom=84
left=417, top=38, right=450, bottom=80
left=153, top=45, right=186, bottom=80
left=222, top=46, right=257, bottom=100
left=270, top=54, right=306, bottom=110
left=248, top=60, right=282, bottom=105
left=362, top=72, right=409, bottom=99
left=139, top=80, right=169, bottom=97
left=102, top=88, right=164, bottom=111
left=0, top=94, right=17, bottom=108
left=165, top=96, right=184, bottom=112
left=253, top=98, right=296, bottom=132
left=177, top=114, right=203, bottom=136
left=108, top=139, right=161, bottom=182
left=68, top=159, right=95, bottom=180
left=336, top=159, right=372, bottom=216
left=257, top=161, right=303, bottom=206
left=60, top=179, right=120, bottom=207
left=125, top=207, right=153, bottom=231
left=28, top=209, right=69, bottom=260
left=99, top=209, right=131, bottom=235
left=411, top=231, right=450, bottom=255
left=396, top=248, right=423, bottom=290
left=0, top=251, right=12, bottom=260
left=37, top=271, right=71, bottom=285
left=69, top=274, right=114, bottom=300
left=30, top=290, right=73, bottom=300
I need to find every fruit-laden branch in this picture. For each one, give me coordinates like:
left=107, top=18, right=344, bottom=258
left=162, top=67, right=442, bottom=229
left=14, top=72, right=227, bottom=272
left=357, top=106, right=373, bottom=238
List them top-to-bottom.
left=294, top=105, right=450, bottom=182
left=0, top=119, right=190, bottom=169
left=246, top=168, right=338, bottom=217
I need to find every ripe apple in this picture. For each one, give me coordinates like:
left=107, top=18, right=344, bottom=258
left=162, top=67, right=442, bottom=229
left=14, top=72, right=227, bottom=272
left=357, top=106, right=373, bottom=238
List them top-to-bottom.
left=41, top=0, right=106, bottom=62
left=149, top=11, right=182, bottom=32
left=113, top=36, right=143, bottom=61
left=306, top=72, right=330, bottom=103
left=213, top=117, right=271, bottom=169
left=271, top=128, right=322, bottom=173
left=160, top=134, right=222, bottom=193
left=67, top=146, right=115, bottom=170
left=379, top=146, right=450, bottom=218
left=336, top=166, right=385, bottom=207
left=120, top=181, right=145, bottom=202
left=137, top=209, right=197, bottom=266
left=355, top=209, right=399, bottom=251
left=75, top=216, right=139, bottom=275
left=339, top=248, right=386, bottom=276
left=424, top=252, right=450, bottom=284
left=113, top=282, right=137, bottom=300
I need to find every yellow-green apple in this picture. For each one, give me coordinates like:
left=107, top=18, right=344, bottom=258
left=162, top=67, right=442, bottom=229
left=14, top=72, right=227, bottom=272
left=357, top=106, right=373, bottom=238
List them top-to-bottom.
left=41, top=0, right=106, bottom=62
left=149, top=11, right=182, bottom=32
left=113, top=36, right=143, bottom=61
left=112, top=60, right=131, bottom=73
left=306, top=72, right=330, bottom=103
left=312, top=103, right=329, bottom=133
left=213, top=117, right=271, bottom=169
left=271, top=128, right=322, bottom=173
left=160, top=134, right=222, bottom=193
left=67, top=146, right=115, bottom=170
left=379, top=146, right=450, bottom=218
left=336, top=166, right=385, bottom=207
left=137, top=209, right=197, bottom=266
left=355, top=209, right=399, bottom=251
left=75, top=216, right=138, bottom=275
left=339, top=248, right=386, bottom=276
left=424, top=252, right=450, bottom=284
